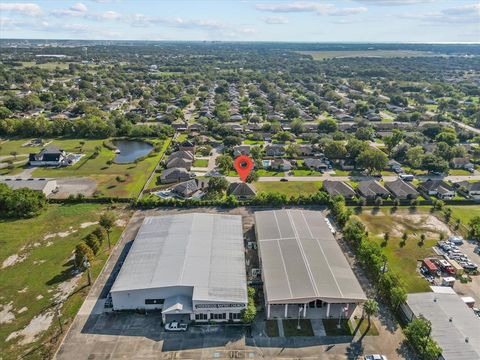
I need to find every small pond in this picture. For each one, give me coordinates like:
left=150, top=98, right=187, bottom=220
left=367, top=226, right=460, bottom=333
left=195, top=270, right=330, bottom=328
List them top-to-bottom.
left=112, top=140, right=153, bottom=164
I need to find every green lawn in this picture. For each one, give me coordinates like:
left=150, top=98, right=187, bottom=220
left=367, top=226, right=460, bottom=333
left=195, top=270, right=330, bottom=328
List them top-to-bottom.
left=176, top=133, right=188, bottom=143
left=30, top=138, right=170, bottom=198
left=244, top=139, right=264, bottom=145
left=192, top=159, right=208, bottom=167
left=256, top=169, right=285, bottom=177
left=292, top=169, right=323, bottom=176
left=448, top=169, right=472, bottom=176
left=255, top=181, right=323, bottom=196
left=0, top=204, right=128, bottom=359
left=449, top=206, right=480, bottom=225
left=354, top=207, right=447, bottom=293
left=348, top=317, right=379, bottom=336
left=282, top=319, right=314, bottom=337
left=322, top=319, right=352, bottom=336
left=265, top=320, right=279, bottom=337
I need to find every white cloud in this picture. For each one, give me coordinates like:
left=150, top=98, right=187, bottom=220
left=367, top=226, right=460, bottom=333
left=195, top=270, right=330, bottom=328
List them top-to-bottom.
left=354, top=0, right=436, bottom=5
left=71, top=2, right=88, bottom=13
left=255, top=2, right=367, bottom=16
left=255, top=2, right=334, bottom=14
left=0, top=3, right=41, bottom=16
left=399, top=3, right=480, bottom=25
left=442, top=3, right=480, bottom=16
left=329, top=7, right=368, bottom=16
left=263, top=15, right=289, bottom=24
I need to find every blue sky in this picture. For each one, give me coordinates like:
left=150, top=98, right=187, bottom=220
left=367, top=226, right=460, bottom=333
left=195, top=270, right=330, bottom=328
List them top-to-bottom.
left=0, top=0, right=479, bottom=42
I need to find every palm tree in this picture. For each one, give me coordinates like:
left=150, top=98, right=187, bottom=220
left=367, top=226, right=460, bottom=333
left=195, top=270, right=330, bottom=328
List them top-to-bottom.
left=362, top=299, right=379, bottom=329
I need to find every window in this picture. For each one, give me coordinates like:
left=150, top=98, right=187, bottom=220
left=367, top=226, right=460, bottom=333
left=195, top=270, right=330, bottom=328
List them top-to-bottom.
left=145, top=299, right=164, bottom=305
left=229, top=312, right=241, bottom=320
left=195, top=313, right=208, bottom=320
left=210, top=313, right=226, bottom=320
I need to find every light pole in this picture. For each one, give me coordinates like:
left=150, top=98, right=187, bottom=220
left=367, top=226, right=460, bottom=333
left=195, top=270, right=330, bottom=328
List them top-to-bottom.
left=83, top=258, right=92, bottom=286
left=297, top=305, right=303, bottom=330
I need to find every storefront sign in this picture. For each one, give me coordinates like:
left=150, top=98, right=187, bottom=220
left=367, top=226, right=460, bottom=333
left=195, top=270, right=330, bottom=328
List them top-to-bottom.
left=194, top=303, right=245, bottom=309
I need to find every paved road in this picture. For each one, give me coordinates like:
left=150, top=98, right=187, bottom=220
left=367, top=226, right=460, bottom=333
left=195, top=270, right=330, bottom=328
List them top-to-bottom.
left=226, top=173, right=480, bottom=183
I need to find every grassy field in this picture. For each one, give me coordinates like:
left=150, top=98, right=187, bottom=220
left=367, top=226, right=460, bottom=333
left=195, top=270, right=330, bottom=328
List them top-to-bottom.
left=299, top=50, right=435, bottom=60
left=20, top=61, right=73, bottom=70
left=28, top=138, right=170, bottom=198
left=244, top=139, right=264, bottom=145
left=192, top=159, right=208, bottom=167
left=292, top=169, right=323, bottom=176
left=255, top=181, right=323, bottom=196
left=0, top=203, right=129, bottom=359
left=449, top=205, right=480, bottom=225
left=353, top=207, right=453, bottom=293
left=265, top=320, right=279, bottom=337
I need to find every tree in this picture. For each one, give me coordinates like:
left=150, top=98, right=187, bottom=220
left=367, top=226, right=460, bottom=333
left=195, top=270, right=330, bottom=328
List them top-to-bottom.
left=285, top=106, right=299, bottom=120
left=290, top=118, right=305, bottom=135
left=318, top=119, right=338, bottom=133
left=383, top=129, right=404, bottom=154
left=346, top=138, right=368, bottom=159
left=324, top=141, right=347, bottom=159
left=285, top=144, right=300, bottom=158
left=406, top=146, right=424, bottom=168
left=356, top=148, right=388, bottom=174
left=216, top=154, right=233, bottom=174
left=421, top=154, right=448, bottom=174
left=246, top=170, right=259, bottom=183
left=208, top=176, right=229, bottom=193
left=99, top=212, right=115, bottom=249
left=468, top=216, right=480, bottom=241
left=92, top=227, right=107, bottom=245
left=85, top=233, right=100, bottom=255
left=420, top=234, right=426, bottom=245
left=74, top=242, right=94, bottom=269
left=390, top=286, right=407, bottom=310
left=241, top=287, right=256, bottom=323
left=362, top=299, right=379, bottom=329
left=404, top=317, right=442, bottom=360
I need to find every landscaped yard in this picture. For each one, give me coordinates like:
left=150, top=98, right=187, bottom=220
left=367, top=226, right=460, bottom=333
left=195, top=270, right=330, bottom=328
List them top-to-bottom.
left=29, top=138, right=170, bottom=198
left=244, top=139, right=264, bottom=145
left=192, top=159, right=208, bottom=167
left=256, top=169, right=284, bottom=177
left=448, top=169, right=473, bottom=176
left=255, top=181, right=323, bottom=196
left=0, top=203, right=129, bottom=359
left=449, top=205, right=480, bottom=225
left=353, top=207, right=454, bottom=293
left=322, top=318, right=378, bottom=336
left=282, top=319, right=314, bottom=336
left=265, top=320, right=279, bottom=337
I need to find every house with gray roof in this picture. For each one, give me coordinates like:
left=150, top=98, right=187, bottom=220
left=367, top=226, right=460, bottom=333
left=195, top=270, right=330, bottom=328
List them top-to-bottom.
left=160, top=167, right=191, bottom=184
left=384, top=179, right=419, bottom=200
left=419, top=179, right=455, bottom=199
left=322, top=180, right=356, bottom=199
left=356, top=180, right=390, bottom=199
left=227, top=182, right=256, bottom=199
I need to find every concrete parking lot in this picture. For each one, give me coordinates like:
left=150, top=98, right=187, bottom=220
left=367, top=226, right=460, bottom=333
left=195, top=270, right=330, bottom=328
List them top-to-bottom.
left=55, top=207, right=411, bottom=360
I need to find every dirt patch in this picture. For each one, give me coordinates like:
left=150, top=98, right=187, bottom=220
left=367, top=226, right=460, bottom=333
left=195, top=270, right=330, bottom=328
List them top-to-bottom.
left=49, top=177, right=96, bottom=199
left=358, top=210, right=452, bottom=239
left=115, top=218, right=127, bottom=227
left=80, top=221, right=98, bottom=229
left=44, top=228, right=78, bottom=240
left=2, top=254, right=27, bottom=269
left=54, top=273, right=82, bottom=303
left=18, top=287, right=28, bottom=293
left=0, top=302, right=15, bottom=324
left=17, top=307, right=28, bottom=314
left=6, top=311, right=54, bottom=345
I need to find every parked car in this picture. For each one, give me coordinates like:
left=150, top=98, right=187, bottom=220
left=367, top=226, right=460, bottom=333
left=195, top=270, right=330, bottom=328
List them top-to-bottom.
left=399, top=174, right=414, bottom=181
left=280, top=178, right=289, bottom=182
left=164, top=321, right=188, bottom=332
left=364, top=355, right=388, bottom=360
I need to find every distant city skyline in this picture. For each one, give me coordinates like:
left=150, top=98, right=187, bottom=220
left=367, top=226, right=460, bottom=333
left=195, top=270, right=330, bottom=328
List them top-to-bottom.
left=0, top=0, right=479, bottom=43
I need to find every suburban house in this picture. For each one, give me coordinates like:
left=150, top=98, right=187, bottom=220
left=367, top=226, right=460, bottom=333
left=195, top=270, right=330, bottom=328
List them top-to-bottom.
left=172, top=122, right=188, bottom=131
left=188, top=123, right=204, bottom=132
left=178, top=140, right=196, bottom=153
left=265, top=144, right=285, bottom=157
left=29, top=145, right=67, bottom=167
left=233, top=145, right=251, bottom=157
left=298, top=145, right=313, bottom=156
left=168, top=150, right=194, bottom=161
left=166, top=157, right=192, bottom=170
left=450, top=157, right=474, bottom=172
left=303, top=158, right=328, bottom=172
left=271, top=159, right=292, bottom=171
left=339, top=159, right=356, bottom=171
left=386, top=160, right=403, bottom=173
left=160, top=168, right=191, bottom=184
left=171, top=179, right=207, bottom=199
left=384, top=179, right=419, bottom=200
left=322, top=180, right=356, bottom=199
left=356, top=180, right=390, bottom=199
left=419, top=180, right=456, bottom=200
left=454, top=181, right=480, bottom=199
left=227, top=182, right=257, bottom=199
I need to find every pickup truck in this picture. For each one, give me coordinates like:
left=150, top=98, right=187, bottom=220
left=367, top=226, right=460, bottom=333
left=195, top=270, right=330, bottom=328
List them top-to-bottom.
left=164, top=321, right=188, bottom=332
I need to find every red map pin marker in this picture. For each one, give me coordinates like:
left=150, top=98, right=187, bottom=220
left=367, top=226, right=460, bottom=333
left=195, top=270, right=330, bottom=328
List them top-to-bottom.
left=234, top=155, right=254, bottom=182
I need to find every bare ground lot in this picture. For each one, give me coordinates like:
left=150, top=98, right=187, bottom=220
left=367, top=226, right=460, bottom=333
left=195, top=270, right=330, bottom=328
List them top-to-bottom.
left=50, top=177, right=97, bottom=199
left=55, top=207, right=410, bottom=360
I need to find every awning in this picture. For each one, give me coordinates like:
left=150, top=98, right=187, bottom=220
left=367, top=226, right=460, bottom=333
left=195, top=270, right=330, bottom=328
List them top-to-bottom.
left=162, top=295, right=193, bottom=314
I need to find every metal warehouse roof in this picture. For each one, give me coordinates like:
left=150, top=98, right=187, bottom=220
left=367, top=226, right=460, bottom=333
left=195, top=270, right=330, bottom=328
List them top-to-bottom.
left=0, top=177, right=56, bottom=191
left=255, top=210, right=366, bottom=303
left=111, top=213, right=247, bottom=303
left=406, top=292, right=480, bottom=360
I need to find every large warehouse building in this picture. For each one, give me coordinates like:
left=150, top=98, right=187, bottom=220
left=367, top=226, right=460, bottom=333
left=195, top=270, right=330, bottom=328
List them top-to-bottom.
left=255, top=209, right=366, bottom=319
left=110, top=213, right=248, bottom=323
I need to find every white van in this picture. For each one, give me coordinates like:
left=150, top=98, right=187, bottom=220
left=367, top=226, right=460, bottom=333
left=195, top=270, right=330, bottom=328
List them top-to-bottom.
left=399, top=174, right=414, bottom=182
